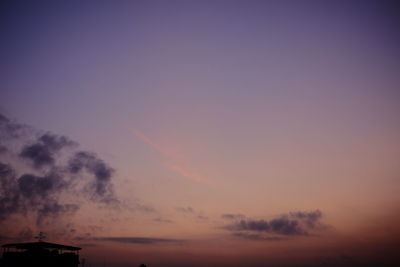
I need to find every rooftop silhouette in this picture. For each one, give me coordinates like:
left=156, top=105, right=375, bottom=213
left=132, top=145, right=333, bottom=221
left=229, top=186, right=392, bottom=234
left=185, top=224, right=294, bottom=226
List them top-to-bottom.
left=1, top=240, right=81, bottom=267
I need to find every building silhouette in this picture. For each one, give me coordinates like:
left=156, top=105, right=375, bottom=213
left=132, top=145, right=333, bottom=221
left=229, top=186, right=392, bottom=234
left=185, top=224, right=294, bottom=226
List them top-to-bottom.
left=1, top=241, right=81, bottom=267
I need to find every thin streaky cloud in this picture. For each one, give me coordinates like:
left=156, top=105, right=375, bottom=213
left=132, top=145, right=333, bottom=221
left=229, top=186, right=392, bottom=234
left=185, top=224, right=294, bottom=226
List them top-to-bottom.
left=131, top=129, right=210, bottom=184
left=132, top=129, right=181, bottom=160
left=169, top=164, right=208, bottom=184
left=97, top=236, right=184, bottom=244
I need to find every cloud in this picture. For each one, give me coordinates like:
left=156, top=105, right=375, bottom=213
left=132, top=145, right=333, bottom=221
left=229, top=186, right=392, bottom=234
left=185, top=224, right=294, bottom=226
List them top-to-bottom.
left=0, top=113, right=119, bottom=225
left=0, top=113, right=28, bottom=140
left=131, top=129, right=209, bottom=184
left=131, top=129, right=178, bottom=160
left=20, top=133, right=75, bottom=169
left=21, top=143, right=54, bottom=169
left=0, top=145, right=8, bottom=154
left=68, top=151, right=116, bottom=203
left=0, top=162, right=21, bottom=220
left=168, top=164, right=207, bottom=184
left=18, top=173, right=64, bottom=200
left=37, top=202, right=79, bottom=225
left=134, top=202, right=156, bottom=213
left=176, top=206, right=194, bottom=213
left=176, top=206, right=209, bottom=222
left=225, top=210, right=324, bottom=237
left=289, top=210, right=323, bottom=229
left=222, top=213, right=246, bottom=220
left=197, top=215, right=209, bottom=220
left=153, top=217, right=174, bottom=223
left=18, top=227, right=34, bottom=241
left=232, top=232, right=287, bottom=241
left=97, top=237, right=184, bottom=244
left=74, top=243, right=98, bottom=247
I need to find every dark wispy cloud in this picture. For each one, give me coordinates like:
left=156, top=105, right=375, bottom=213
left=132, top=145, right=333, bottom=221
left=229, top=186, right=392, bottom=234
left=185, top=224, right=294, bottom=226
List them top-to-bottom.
left=0, top=113, right=118, bottom=225
left=0, top=113, right=28, bottom=140
left=20, top=133, right=76, bottom=169
left=0, top=145, right=7, bottom=154
left=68, top=151, right=116, bottom=203
left=0, top=162, right=21, bottom=221
left=37, top=202, right=79, bottom=225
left=134, top=202, right=156, bottom=213
left=176, top=206, right=194, bottom=213
left=176, top=206, right=209, bottom=222
left=225, top=210, right=324, bottom=238
left=222, top=213, right=246, bottom=220
left=197, top=215, right=209, bottom=221
left=153, top=217, right=174, bottom=223
left=18, top=227, right=34, bottom=241
left=232, top=232, right=287, bottom=241
left=97, top=237, right=184, bottom=244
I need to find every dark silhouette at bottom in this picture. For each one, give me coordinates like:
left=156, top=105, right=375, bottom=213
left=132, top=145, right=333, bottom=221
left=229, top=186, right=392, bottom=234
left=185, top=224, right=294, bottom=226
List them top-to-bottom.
left=1, top=241, right=81, bottom=267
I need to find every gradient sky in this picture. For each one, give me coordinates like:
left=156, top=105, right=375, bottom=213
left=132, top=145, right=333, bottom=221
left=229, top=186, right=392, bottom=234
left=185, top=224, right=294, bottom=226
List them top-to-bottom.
left=1, top=1, right=400, bottom=266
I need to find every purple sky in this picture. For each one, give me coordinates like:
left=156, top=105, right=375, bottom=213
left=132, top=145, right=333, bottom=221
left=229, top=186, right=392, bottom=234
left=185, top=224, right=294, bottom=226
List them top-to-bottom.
left=1, top=1, right=400, bottom=266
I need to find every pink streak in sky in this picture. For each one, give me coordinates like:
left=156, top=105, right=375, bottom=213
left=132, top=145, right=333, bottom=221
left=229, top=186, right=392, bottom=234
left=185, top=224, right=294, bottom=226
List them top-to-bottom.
left=131, top=129, right=210, bottom=184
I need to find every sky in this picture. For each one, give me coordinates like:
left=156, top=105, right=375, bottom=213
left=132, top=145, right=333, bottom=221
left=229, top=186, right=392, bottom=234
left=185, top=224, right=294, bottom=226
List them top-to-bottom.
left=1, top=0, right=400, bottom=266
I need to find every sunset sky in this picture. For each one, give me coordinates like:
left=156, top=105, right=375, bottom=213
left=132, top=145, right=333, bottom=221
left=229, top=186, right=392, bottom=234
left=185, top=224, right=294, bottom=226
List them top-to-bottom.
left=1, top=1, right=399, bottom=266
